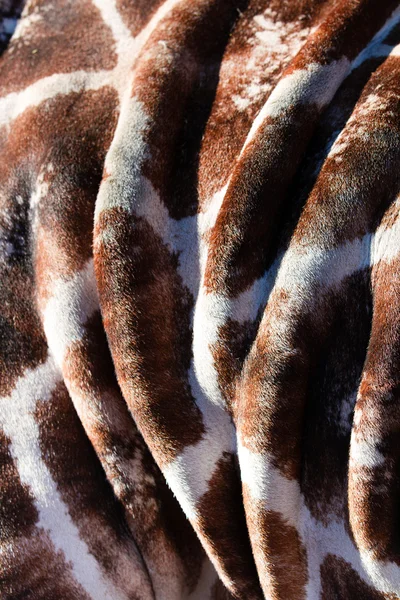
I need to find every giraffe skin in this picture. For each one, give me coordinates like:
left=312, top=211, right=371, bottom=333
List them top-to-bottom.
left=1, top=1, right=400, bottom=598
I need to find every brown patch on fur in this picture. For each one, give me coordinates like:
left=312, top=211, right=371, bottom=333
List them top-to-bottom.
left=0, top=0, right=117, bottom=96
left=116, top=0, right=165, bottom=36
left=131, top=0, right=245, bottom=220
left=198, top=0, right=324, bottom=203
left=289, top=0, right=399, bottom=68
left=282, top=57, right=398, bottom=249
left=293, top=60, right=400, bottom=250
left=34, top=87, right=118, bottom=286
left=204, top=104, right=317, bottom=296
left=0, top=197, right=47, bottom=395
left=95, top=208, right=205, bottom=465
left=349, top=256, right=400, bottom=565
left=302, top=269, right=372, bottom=524
left=0, top=279, right=46, bottom=397
left=238, top=291, right=312, bottom=480
left=63, top=310, right=117, bottom=397
left=64, top=310, right=205, bottom=594
left=211, top=317, right=259, bottom=413
left=34, top=380, right=154, bottom=597
left=35, top=381, right=133, bottom=540
left=0, top=429, right=38, bottom=541
left=196, top=453, right=263, bottom=599
left=244, top=489, right=308, bottom=600
left=0, top=530, right=92, bottom=600
left=320, top=554, right=386, bottom=599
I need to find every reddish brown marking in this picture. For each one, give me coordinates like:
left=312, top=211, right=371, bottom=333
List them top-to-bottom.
left=0, top=0, right=117, bottom=96
left=116, top=0, right=165, bottom=37
left=130, top=0, right=246, bottom=220
left=198, top=0, right=327, bottom=204
left=288, top=0, right=399, bottom=68
left=293, top=58, right=400, bottom=250
left=204, top=102, right=318, bottom=296
left=95, top=208, right=205, bottom=465
left=0, top=247, right=47, bottom=397
left=349, top=257, right=400, bottom=564
left=302, top=269, right=372, bottom=524
left=239, top=292, right=313, bottom=479
left=64, top=311, right=206, bottom=593
left=211, top=317, right=259, bottom=414
left=35, top=382, right=144, bottom=561
left=0, top=430, right=38, bottom=541
left=197, top=453, right=263, bottom=599
left=243, top=489, right=308, bottom=600
left=0, top=530, right=92, bottom=600
left=320, top=554, right=390, bottom=599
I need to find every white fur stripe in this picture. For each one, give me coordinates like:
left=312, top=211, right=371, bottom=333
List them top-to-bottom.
left=0, top=0, right=186, bottom=128
left=91, top=0, right=133, bottom=49
left=350, top=6, right=400, bottom=72
left=240, top=58, right=350, bottom=156
left=0, top=70, right=109, bottom=128
left=94, top=92, right=237, bottom=524
left=94, top=97, right=151, bottom=220
left=246, top=197, right=400, bottom=332
left=42, top=259, right=99, bottom=367
left=0, top=357, right=125, bottom=600
left=163, top=365, right=235, bottom=521
left=350, top=438, right=385, bottom=469
left=239, top=442, right=400, bottom=598
left=238, top=445, right=300, bottom=530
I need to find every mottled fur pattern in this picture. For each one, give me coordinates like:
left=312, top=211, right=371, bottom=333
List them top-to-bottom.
left=1, top=0, right=400, bottom=598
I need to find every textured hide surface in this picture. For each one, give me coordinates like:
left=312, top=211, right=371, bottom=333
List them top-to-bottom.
left=1, top=0, right=400, bottom=598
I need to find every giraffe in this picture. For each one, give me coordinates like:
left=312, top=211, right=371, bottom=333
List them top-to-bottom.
left=1, top=0, right=400, bottom=598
